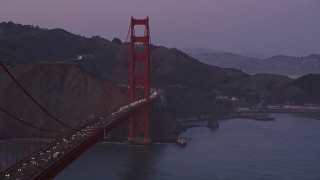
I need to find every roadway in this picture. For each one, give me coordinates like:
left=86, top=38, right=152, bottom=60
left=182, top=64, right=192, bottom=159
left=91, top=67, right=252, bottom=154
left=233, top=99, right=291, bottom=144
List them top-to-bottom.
left=0, top=91, right=159, bottom=179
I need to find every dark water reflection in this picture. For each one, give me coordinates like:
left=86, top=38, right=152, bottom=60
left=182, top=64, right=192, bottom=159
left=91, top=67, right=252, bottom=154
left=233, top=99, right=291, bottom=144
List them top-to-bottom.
left=56, top=143, right=167, bottom=180
left=120, top=145, right=166, bottom=180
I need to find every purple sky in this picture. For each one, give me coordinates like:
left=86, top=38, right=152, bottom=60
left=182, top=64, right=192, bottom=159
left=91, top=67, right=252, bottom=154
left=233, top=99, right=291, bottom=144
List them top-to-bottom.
left=1, top=0, right=319, bottom=56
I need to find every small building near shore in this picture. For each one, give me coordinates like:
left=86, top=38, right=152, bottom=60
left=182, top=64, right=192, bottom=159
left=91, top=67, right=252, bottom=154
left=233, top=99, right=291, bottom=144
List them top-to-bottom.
left=236, top=107, right=250, bottom=112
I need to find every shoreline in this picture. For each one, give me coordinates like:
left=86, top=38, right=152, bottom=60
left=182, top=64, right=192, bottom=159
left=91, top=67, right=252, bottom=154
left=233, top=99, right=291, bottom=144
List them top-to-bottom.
left=237, top=110, right=320, bottom=114
left=179, top=112, right=320, bottom=129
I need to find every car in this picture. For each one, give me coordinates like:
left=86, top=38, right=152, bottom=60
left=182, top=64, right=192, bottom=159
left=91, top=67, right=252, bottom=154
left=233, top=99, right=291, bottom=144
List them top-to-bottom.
left=53, top=152, right=61, bottom=159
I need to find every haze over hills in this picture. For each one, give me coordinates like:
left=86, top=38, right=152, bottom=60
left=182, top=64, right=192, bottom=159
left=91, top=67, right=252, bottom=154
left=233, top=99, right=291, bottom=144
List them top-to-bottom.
left=1, top=21, right=320, bottom=126
left=0, top=22, right=246, bottom=87
left=0, top=22, right=250, bottom=117
left=182, top=48, right=268, bottom=59
left=183, top=48, right=320, bottom=78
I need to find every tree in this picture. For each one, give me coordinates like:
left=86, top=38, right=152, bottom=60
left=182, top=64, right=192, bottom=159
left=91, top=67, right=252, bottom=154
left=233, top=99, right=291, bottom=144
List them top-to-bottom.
left=112, top=37, right=122, bottom=44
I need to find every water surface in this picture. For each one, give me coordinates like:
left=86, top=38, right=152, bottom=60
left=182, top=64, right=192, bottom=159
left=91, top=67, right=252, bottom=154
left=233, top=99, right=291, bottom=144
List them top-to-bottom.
left=54, top=113, right=320, bottom=179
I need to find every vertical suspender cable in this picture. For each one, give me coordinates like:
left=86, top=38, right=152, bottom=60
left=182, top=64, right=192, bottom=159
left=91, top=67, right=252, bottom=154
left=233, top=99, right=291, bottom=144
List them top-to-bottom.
left=11, top=114, right=14, bottom=165
left=5, top=115, right=8, bottom=169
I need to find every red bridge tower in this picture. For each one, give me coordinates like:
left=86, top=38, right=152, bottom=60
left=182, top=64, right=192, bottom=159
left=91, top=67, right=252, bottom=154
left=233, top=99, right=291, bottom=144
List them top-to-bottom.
left=128, top=17, right=151, bottom=144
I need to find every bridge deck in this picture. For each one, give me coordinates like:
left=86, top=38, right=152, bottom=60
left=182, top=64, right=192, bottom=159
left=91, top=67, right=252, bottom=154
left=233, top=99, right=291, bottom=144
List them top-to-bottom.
left=0, top=92, right=159, bottom=179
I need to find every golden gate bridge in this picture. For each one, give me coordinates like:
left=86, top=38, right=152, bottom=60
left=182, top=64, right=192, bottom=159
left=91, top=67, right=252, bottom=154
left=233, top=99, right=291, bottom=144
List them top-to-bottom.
left=0, top=17, right=161, bottom=179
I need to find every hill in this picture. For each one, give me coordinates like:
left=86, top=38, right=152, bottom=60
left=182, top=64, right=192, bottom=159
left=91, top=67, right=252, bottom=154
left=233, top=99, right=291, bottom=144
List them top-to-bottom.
left=0, top=21, right=250, bottom=118
left=1, top=21, right=319, bottom=121
left=0, top=22, right=247, bottom=89
left=188, top=51, right=320, bottom=78
left=0, top=62, right=125, bottom=138
left=222, top=73, right=293, bottom=94
left=290, top=74, right=320, bottom=104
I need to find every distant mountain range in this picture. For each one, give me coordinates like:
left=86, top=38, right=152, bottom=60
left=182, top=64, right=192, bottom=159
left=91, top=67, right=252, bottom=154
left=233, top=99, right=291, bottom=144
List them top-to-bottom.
left=183, top=48, right=320, bottom=78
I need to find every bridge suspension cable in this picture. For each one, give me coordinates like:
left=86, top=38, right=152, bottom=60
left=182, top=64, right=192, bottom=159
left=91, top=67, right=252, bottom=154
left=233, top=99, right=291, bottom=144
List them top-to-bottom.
left=0, top=17, right=161, bottom=178
left=0, top=62, right=78, bottom=131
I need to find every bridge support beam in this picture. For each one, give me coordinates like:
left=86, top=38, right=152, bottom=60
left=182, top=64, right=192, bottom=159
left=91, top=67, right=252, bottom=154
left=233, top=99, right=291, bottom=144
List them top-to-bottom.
left=128, top=17, right=151, bottom=144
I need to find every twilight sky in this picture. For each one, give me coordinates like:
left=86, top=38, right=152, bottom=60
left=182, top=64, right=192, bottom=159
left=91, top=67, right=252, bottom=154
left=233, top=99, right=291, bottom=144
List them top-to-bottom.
left=0, top=0, right=319, bottom=56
